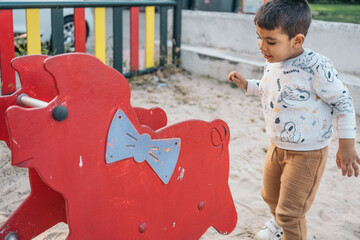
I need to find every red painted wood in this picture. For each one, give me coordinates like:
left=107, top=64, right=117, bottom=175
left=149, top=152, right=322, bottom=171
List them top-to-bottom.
left=130, top=7, right=139, bottom=71
left=74, top=8, right=86, bottom=53
left=0, top=10, right=16, bottom=95
left=2, top=54, right=237, bottom=239
left=0, top=55, right=170, bottom=239
left=0, top=55, right=64, bottom=240
left=0, top=55, right=57, bottom=147
left=134, top=107, right=167, bottom=131
left=0, top=169, right=67, bottom=240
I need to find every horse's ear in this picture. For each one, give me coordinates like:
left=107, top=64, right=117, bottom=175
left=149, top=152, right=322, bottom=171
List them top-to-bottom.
left=43, top=53, right=131, bottom=102
left=11, top=55, right=57, bottom=101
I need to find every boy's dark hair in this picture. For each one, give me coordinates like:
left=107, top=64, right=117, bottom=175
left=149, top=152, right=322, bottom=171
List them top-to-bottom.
left=254, top=0, right=312, bottom=39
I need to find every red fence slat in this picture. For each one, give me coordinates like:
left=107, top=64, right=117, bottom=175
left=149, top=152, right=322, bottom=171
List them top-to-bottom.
left=130, top=7, right=139, bottom=71
left=74, top=8, right=86, bottom=53
left=0, top=10, right=16, bottom=95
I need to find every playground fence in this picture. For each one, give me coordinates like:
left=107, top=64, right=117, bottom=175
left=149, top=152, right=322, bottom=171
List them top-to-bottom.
left=0, top=0, right=182, bottom=95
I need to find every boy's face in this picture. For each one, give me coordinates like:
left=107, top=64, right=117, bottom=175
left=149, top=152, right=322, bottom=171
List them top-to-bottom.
left=256, top=25, right=303, bottom=63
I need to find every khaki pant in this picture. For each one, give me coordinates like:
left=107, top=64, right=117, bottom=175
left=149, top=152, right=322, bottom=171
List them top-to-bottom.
left=261, top=142, right=328, bottom=240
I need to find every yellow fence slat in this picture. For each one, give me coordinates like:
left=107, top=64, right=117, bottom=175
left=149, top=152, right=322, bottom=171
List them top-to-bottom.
left=145, top=6, right=155, bottom=68
left=94, top=7, right=106, bottom=63
left=26, top=9, right=41, bottom=55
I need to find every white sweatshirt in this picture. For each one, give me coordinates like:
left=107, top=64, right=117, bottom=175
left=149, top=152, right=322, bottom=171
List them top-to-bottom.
left=246, top=49, right=356, bottom=151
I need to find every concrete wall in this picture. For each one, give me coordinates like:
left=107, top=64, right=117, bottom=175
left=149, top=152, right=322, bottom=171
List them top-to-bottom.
left=171, top=10, right=360, bottom=113
left=179, top=10, right=360, bottom=77
left=181, top=10, right=260, bottom=61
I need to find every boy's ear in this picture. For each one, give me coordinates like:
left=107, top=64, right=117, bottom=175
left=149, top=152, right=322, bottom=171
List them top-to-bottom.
left=292, top=34, right=305, bottom=48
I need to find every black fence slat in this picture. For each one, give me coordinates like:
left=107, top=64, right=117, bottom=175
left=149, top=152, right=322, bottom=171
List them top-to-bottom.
left=172, top=0, right=181, bottom=67
left=113, top=7, right=123, bottom=73
left=160, top=7, right=168, bottom=67
left=51, top=8, right=64, bottom=54
left=123, top=67, right=159, bottom=78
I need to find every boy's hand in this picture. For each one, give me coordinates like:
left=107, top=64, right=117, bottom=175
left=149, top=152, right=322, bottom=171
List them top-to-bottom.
left=228, top=71, right=248, bottom=90
left=336, top=139, right=360, bottom=177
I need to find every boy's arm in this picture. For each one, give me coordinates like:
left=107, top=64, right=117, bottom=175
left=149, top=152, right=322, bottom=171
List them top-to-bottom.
left=313, top=59, right=359, bottom=177
left=228, top=71, right=261, bottom=96
left=337, top=139, right=360, bottom=177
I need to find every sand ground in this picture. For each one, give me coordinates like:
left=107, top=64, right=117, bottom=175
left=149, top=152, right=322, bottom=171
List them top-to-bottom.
left=1, top=71, right=359, bottom=239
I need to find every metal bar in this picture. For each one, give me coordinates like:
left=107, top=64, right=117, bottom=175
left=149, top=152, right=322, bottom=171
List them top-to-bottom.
left=172, top=0, right=181, bottom=67
left=0, top=1, right=177, bottom=9
left=159, top=6, right=168, bottom=67
left=113, top=7, right=123, bottom=73
left=51, top=8, right=64, bottom=54
left=0, top=10, right=16, bottom=95
left=17, top=94, right=49, bottom=108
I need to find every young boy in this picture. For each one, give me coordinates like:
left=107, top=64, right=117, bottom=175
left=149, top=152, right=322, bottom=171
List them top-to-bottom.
left=228, top=0, right=360, bottom=239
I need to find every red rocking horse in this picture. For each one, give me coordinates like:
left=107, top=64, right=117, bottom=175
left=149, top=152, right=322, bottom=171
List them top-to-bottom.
left=0, top=53, right=237, bottom=239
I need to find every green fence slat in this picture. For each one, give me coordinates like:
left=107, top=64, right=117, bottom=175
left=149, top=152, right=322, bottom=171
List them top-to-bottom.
left=172, top=0, right=181, bottom=66
left=160, top=6, right=168, bottom=67
left=113, top=7, right=123, bottom=73
left=51, top=8, right=64, bottom=54
left=124, top=66, right=159, bottom=78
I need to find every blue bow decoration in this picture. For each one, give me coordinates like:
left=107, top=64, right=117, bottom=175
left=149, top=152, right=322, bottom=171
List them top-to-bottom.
left=106, top=110, right=181, bottom=184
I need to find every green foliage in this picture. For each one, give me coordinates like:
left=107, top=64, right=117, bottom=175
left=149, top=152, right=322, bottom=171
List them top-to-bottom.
left=308, top=0, right=360, bottom=3
left=310, top=4, right=360, bottom=24
left=14, top=36, right=55, bottom=57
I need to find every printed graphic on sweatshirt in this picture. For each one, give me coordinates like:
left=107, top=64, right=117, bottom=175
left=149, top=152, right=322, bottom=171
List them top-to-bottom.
left=256, top=49, right=356, bottom=148
left=291, top=51, right=318, bottom=75
left=316, top=59, right=338, bottom=83
left=283, top=69, right=300, bottom=75
left=278, top=86, right=310, bottom=106
left=260, top=88, right=270, bottom=113
left=330, top=97, right=354, bottom=113
left=280, top=121, right=301, bottom=143
left=322, top=125, right=333, bottom=139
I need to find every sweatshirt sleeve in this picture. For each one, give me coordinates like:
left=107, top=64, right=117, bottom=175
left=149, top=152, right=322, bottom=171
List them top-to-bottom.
left=313, top=58, right=356, bottom=139
left=246, top=79, right=261, bottom=96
